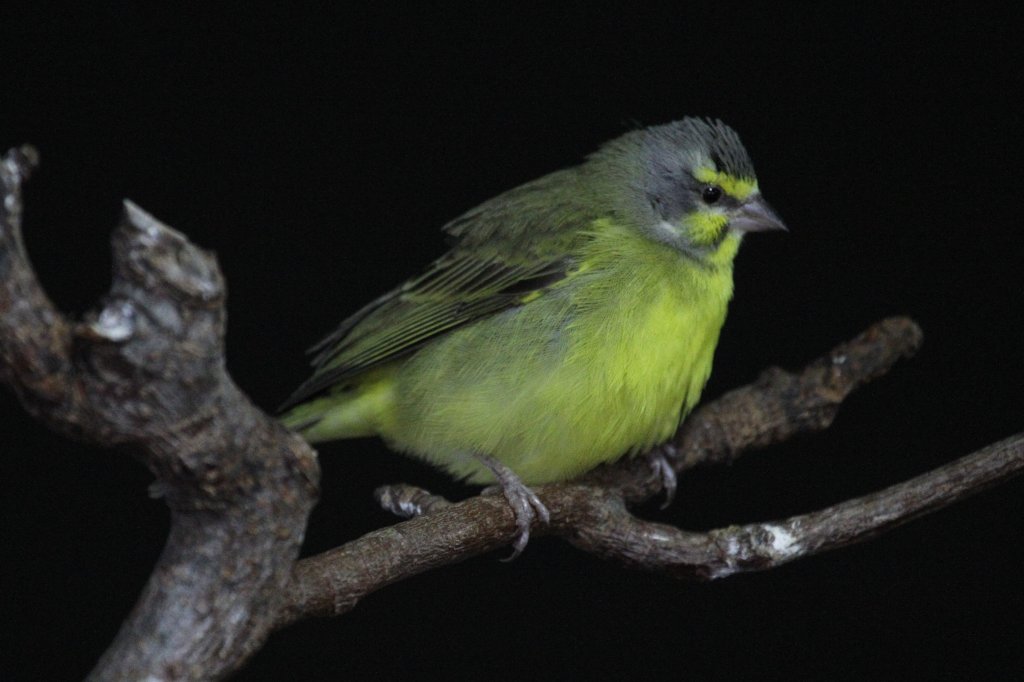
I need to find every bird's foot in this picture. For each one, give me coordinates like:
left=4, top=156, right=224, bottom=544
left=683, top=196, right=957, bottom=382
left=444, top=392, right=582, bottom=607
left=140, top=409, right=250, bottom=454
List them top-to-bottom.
left=646, top=443, right=679, bottom=509
left=476, top=453, right=550, bottom=561
left=375, top=484, right=453, bottom=518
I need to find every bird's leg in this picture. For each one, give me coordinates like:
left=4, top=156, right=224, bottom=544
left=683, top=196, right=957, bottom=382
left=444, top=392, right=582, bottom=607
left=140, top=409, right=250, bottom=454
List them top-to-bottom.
left=645, top=442, right=679, bottom=509
left=475, top=453, right=551, bottom=561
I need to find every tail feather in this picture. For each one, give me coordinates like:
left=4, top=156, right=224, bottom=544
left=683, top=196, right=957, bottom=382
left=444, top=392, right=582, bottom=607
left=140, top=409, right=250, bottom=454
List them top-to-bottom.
left=279, top=372, right=394, bottom=443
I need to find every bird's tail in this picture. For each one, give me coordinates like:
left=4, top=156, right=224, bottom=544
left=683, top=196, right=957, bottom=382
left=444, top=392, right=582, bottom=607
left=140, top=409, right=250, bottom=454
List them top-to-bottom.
left=279, top=373, right=394, bottom=443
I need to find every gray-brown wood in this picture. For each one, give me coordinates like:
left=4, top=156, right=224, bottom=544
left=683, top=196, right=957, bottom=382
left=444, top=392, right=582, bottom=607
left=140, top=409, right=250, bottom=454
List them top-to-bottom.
left=3, top=146, right=1021, bottom=680
left=1, top=148, right=320, bottom=681
left=279, top=318, right=1021, bottom=625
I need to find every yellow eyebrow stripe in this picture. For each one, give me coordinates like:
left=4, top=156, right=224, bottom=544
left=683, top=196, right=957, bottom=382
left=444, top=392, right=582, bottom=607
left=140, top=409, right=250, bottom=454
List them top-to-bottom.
left=694, top=167, right=758, bottom=200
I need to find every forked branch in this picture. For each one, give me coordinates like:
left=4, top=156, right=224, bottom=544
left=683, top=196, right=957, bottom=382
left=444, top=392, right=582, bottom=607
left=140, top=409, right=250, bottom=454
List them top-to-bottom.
left=3, top=146, right=1021, bottom=681
left=1, top=148, right=320, bottom=680
left=277, top=318, right=1020, bottom=625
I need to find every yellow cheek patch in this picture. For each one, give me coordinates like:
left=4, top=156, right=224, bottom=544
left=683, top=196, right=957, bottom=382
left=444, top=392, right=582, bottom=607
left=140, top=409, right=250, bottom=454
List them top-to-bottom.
left=694, top=167, right=758, bottom=200
left=684, top=210, right=729, bottom=247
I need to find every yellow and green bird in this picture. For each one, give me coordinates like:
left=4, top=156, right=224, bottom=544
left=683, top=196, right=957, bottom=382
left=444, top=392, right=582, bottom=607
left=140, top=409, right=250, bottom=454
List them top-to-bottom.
left=281, top=118, right=786, bottom=553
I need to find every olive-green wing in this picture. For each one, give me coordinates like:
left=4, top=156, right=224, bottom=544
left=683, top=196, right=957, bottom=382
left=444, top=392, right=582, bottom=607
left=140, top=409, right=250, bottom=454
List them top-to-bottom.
left=281, top=169, right=594, bottom=408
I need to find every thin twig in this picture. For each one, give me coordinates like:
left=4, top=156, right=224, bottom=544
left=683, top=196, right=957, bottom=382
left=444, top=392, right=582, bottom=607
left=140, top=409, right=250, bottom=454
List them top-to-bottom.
left=562, top=432, right=1024, bottom=578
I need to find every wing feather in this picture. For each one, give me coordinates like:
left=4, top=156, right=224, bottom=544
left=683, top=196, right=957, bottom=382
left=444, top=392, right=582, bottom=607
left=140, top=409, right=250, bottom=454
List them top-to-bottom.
left=281, top=167, right=599, bottom=409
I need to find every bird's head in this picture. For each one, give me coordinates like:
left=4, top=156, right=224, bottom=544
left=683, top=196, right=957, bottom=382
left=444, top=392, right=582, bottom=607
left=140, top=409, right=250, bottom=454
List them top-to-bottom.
left=589, top=117, right=787, bottom=266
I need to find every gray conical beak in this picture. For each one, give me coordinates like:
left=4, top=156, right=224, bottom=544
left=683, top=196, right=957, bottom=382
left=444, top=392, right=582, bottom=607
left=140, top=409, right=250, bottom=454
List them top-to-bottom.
left=731, top=195, right=788, bottom=233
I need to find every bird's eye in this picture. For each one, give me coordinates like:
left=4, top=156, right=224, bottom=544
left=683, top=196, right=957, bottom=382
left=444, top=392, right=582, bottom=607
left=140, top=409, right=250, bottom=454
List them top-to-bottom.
left=701, top=185, right=723, bottom=205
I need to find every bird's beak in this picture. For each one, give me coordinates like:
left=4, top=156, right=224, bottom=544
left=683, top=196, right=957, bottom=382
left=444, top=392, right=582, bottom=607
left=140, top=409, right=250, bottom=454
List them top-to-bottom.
left=731, top=195, right=788, bottom=233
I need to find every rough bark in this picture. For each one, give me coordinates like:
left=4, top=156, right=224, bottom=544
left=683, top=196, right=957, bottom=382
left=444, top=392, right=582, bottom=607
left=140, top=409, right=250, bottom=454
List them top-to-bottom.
left=3, top=146, right=1021, bottom=680
left=1, top=147, right=320, bottom=680
left=279, top=319, right=1022, bottom=625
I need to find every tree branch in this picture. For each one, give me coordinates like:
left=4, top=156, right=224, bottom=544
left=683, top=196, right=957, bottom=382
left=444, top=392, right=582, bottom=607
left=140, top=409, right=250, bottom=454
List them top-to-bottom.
left=5, top=147, right=1021, bottom=679
left=1, top=148, right=320, bottom=681
left=271, top=317, right=1016, bottom=629
left=560, top=431, right=1023, bottom=578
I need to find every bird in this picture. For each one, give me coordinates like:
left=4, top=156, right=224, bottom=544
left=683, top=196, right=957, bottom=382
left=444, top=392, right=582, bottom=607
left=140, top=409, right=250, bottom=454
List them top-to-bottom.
left=280, top=117, right=787, bottom=556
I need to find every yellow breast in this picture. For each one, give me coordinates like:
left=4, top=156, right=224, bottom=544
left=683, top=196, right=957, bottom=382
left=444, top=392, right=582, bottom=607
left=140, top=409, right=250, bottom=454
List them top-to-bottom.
left=381, top=222, right=736, bottom=484
left=546, top=224, right=734, bottom=475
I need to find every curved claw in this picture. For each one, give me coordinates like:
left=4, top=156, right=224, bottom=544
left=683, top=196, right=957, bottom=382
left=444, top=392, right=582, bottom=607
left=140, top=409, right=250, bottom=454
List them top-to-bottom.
left=646, top=444, right=679, bottom=509
left=476, top=453, right=551, bottom=560
left=501, top=483, right=550, bottom=561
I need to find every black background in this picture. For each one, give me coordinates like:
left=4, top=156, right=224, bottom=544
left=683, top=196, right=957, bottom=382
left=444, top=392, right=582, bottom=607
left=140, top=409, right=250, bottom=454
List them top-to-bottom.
left=2, top=4, right=1022, bottom=680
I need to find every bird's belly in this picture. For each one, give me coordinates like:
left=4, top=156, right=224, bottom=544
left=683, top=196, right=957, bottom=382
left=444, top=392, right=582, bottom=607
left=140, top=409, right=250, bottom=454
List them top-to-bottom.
left=383, top=275, right=729, bottom=485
